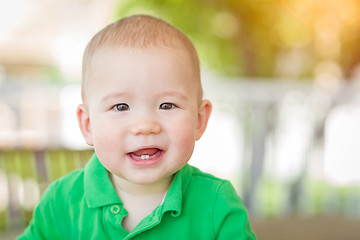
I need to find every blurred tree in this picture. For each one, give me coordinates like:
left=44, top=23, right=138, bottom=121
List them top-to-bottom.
left=114, top=0, right=360, bottom=81
left=114, top=0, right=247, bottom=77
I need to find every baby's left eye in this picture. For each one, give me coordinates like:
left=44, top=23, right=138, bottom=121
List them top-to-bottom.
left=159, top=103, right=175, bottom=110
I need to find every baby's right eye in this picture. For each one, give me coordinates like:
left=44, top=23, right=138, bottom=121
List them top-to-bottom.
left=113, top=103, right=130, bottom=111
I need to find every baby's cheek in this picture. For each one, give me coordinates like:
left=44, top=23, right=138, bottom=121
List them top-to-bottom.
left=93, top=124, right=121, bottom=154
left=174, top=125, right=196, bottom=153
left=93, top=131, right=123, bottom=173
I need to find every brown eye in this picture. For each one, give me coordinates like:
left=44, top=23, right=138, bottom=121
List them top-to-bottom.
left=113, top=103, right=130, bottom=111
left=159, top=103, right=175, bottom=110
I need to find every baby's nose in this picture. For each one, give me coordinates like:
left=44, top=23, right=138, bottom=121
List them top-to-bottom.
left=130, top=117, right=161, bottom=135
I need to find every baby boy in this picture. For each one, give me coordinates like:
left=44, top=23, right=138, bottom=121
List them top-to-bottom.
left=18, top=15, right=256, bottom=239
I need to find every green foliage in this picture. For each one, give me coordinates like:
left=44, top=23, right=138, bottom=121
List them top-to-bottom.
left=113, top=0, right=360, bottom=80
left=114, top=0, right=245, bottom=77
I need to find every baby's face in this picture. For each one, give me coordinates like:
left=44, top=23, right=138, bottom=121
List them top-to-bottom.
left=78, top=47, right=211, bottom=186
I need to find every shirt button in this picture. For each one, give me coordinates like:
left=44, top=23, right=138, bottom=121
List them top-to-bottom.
left=110, top=205, right=120, bottom=214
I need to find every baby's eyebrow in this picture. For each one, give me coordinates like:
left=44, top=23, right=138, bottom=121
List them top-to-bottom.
left=157, top=91, right=188, bottom=101
left=101, top=92, right=131, bottom=103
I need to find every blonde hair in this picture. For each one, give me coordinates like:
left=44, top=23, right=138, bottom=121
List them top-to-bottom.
left=82, top=15, right=201, bottom=104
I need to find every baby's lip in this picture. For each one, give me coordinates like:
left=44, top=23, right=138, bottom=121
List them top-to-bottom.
left=127, top=147, right=164, bottom=161
left=131, top=148, right=161, bottom=156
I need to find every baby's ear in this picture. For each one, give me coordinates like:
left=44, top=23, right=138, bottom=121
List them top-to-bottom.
left=195, top=100, right=212, bottom=141
left=76, top=104, right=94, bottom=146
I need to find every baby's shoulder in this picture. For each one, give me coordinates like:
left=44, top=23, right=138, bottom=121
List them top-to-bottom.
left=182, top=165, right=244, bottom=213
left=187, top=165, right=235, bottom=195
left=189, top=165, right=229, bottom=183
left=44, top=168, right=86, bottom=200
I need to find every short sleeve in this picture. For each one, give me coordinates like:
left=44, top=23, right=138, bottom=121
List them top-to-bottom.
left=212, top=181, right=257, bottom=240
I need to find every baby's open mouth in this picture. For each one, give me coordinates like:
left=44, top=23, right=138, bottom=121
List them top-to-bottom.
left=129, top=148, right=163, bottom=161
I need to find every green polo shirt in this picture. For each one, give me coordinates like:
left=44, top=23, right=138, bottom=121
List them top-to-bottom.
left=18, top=154, right=256, bottom=239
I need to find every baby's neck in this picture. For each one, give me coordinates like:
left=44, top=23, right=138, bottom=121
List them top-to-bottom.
left=109, top=173, right=173, bottom=232
left=110, top=174, right=172, bottom=195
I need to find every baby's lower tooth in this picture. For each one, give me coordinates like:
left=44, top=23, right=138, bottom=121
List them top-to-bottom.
left=141, top=155, right=149, bottom=160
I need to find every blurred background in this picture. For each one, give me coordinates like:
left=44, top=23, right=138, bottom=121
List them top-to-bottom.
left=1, top=0, right=360, bottom=239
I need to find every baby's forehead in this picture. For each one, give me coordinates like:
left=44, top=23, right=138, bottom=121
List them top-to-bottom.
left=82, top=15, right=201, bottom=103
left=89, top=42, right=200, bottom=79
left=90, top=45, right=198, bottom=83
left=86, top=46, right=202, bottom=102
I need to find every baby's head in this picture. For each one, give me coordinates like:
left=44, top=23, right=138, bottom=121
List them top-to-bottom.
left=77, top=15, right=212, bottom=186
left=81, top=15, right=202, bottom=106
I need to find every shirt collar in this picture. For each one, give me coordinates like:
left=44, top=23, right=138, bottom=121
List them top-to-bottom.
left=84, top=153, right=121, bottom=208
left=84, top=153, right=192, bottom=215
left=159, top=164, right=192, bottom=217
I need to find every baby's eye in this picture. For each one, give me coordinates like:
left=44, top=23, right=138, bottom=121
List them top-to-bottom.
left=113, top=103, right=130, bottom=111
left=159, top=103, right=175, bottom=110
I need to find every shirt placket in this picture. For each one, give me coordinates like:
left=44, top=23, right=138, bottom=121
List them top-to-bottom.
left=103, top=204, right=129, bottom=238
left=124, top=208, right=162, bottom=240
